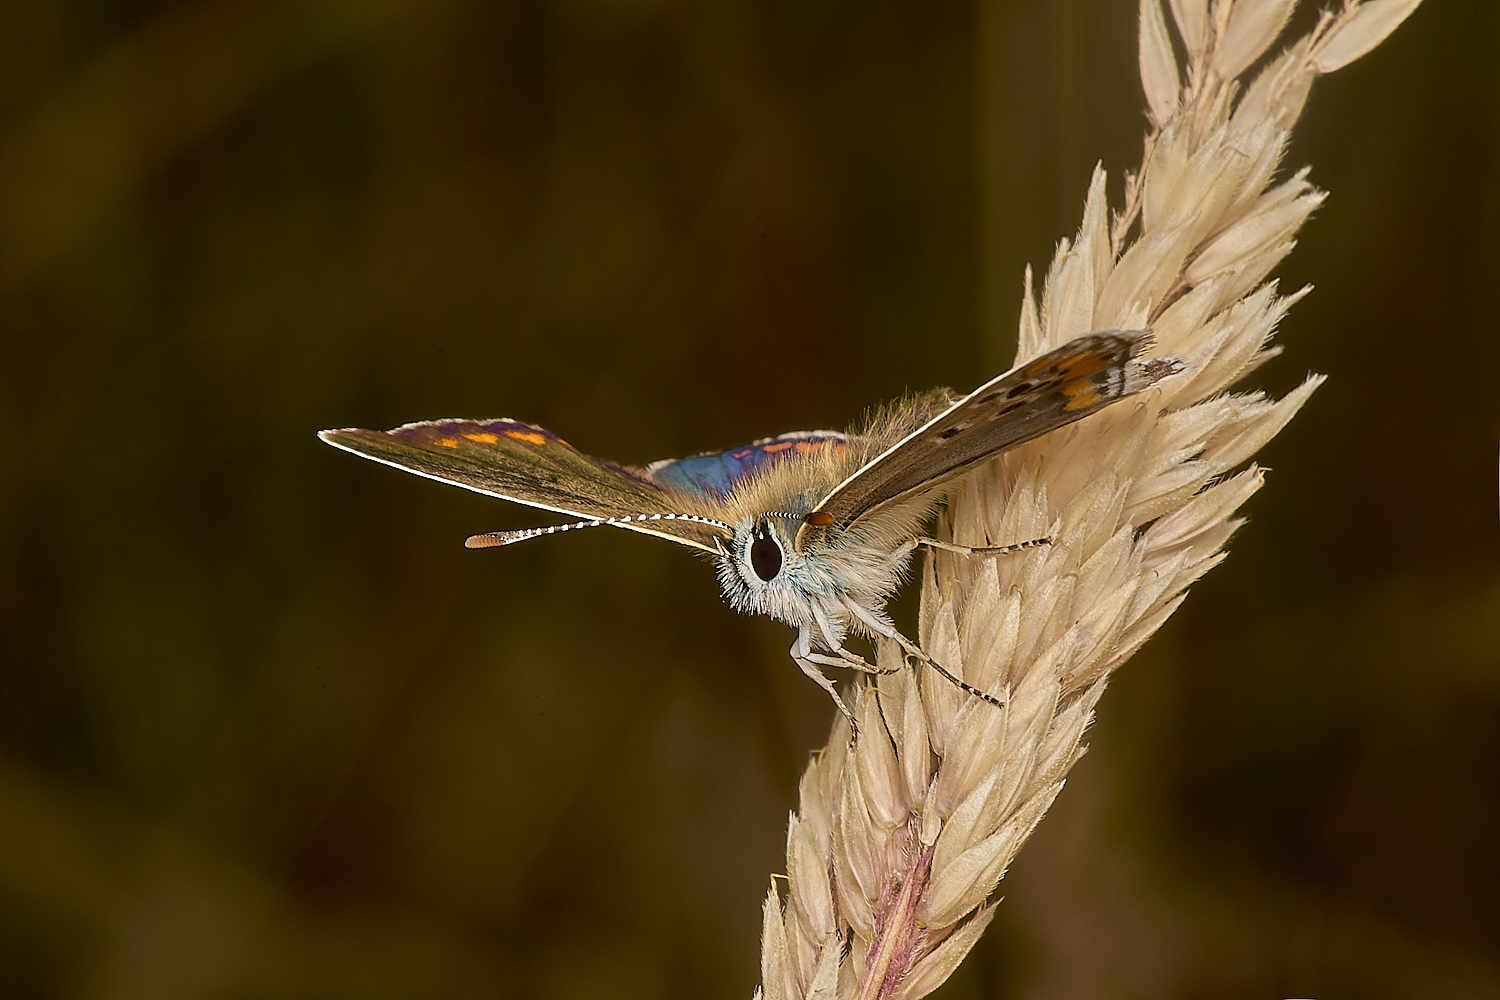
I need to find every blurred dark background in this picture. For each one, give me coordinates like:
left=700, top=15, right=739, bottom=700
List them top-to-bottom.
left=0, top=1, right=1494, bottom=997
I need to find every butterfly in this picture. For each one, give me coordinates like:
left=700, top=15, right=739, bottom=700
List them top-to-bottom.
left=321, top=330, right=1181, bottom=730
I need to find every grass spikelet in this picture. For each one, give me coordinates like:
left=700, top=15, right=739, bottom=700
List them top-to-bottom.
left=752, top=2, right=1422, bottom=997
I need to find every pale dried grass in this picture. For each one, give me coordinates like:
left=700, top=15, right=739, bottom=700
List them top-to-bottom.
left=754, top=2, right=1422, bottom=997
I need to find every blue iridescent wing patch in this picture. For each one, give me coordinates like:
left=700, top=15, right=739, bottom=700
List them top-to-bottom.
left=640, top=431, right=850, bottom=497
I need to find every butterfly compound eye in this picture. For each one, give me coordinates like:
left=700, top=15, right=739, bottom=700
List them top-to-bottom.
left=750, top=529, right=783, bottom=581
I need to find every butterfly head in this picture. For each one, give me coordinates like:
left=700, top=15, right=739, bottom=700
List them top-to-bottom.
left=715, top=511, right=822, bottom=624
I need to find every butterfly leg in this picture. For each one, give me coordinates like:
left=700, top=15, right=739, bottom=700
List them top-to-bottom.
left=911, top=535, right=1052, bottom=558
left=841, top=599, right=1006, bottom=711
left=804, top=600, right=899, bottom=676
left=790, top=627, right=860, bottom=735
left=804, top=646, right=901, bottom=677
left=795, top=650, right=905, bottom=742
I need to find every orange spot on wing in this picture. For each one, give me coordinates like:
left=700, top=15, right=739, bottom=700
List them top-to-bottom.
left=1023, top=347, right=1112, bottom=379
left=1060, top=352, right=1112, bottom=378
left=1060, top=377, right=1104, bottom=411
left=505, top=429, right=548, bottom=445
left=463, top=432, right=499, bottom=444
left=438, top=437, right=460, bottom=448
left=762, top=440, right=795, bottom=454
left=794, top=440, right=821, bottom=454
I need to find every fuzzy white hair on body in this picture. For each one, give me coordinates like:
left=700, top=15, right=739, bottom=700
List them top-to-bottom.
left=712, top=388, right=1064, bottom=730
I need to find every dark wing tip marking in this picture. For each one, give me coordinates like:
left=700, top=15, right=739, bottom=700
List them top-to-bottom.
left=1137, top=355, right=1186, bottom=382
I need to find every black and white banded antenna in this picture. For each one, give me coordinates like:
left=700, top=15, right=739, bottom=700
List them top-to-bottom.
left=465, top=512, right=734, bottom=549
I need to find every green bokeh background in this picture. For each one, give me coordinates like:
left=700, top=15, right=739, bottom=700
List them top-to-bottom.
left=1, top=1, right=1495, bottom=997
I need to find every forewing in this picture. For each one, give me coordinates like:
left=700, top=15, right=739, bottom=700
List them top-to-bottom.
left=807, top=331, right=1175, bottom=529
left=320, top=418, right=725, bottom=552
